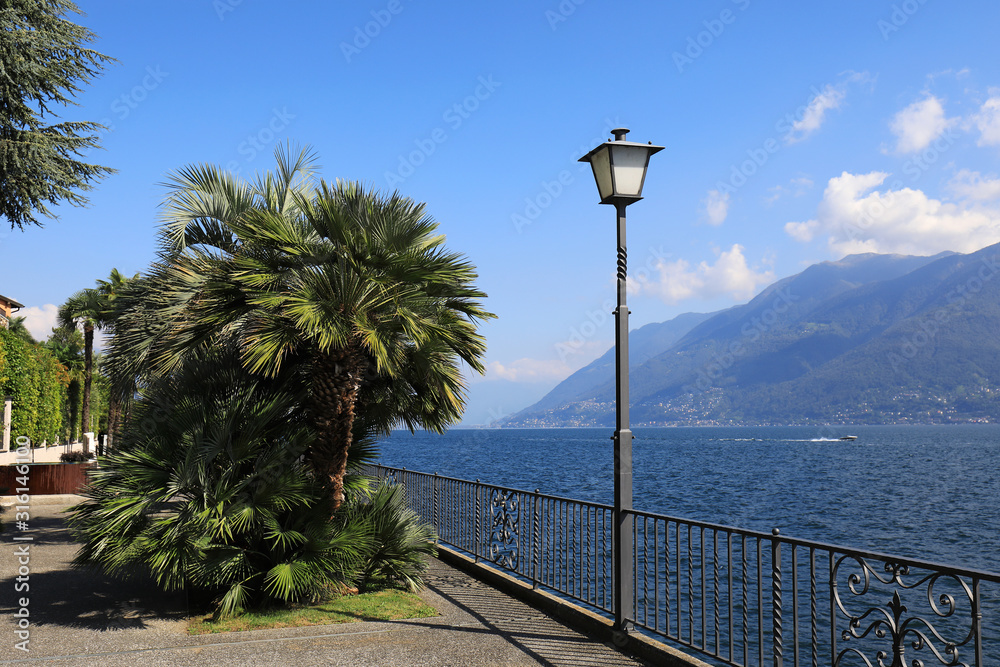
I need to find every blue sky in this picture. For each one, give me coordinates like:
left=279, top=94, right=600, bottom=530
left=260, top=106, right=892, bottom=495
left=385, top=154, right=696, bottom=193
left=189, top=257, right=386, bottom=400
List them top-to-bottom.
left=5, top=0, right=1000, bottom=424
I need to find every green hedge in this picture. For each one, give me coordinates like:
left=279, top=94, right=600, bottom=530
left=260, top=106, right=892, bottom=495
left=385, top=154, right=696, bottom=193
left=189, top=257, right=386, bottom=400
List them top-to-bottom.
left=0, top=329, right=69, bottom=447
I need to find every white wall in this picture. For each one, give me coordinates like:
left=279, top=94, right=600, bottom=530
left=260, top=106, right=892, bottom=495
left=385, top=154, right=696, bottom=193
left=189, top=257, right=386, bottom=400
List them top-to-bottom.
left=0, top=441, right=87, bottom=466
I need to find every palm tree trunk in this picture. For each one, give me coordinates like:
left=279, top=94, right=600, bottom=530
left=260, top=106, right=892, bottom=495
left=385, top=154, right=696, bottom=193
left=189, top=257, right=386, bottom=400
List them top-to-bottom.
left=80, top=324, right=94, bottom=452
left=307, top=347, right=367, bottom=512
left=107, top=395, right=119, bottom=451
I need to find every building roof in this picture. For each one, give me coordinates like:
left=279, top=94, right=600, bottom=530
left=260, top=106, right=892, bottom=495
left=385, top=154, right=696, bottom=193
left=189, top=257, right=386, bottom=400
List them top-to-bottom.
left=0, top=294, right=24, bottom=309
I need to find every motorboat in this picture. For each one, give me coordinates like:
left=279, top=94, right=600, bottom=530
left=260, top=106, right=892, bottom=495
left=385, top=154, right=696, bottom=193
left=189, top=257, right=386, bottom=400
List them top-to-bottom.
left=839, top=435, right=858, bottom=441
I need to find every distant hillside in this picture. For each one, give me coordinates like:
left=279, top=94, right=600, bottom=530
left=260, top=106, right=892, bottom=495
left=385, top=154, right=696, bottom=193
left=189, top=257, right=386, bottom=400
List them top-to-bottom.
left=504, top=246, right=1000, bottom=426
left=527, top=311, right=718, bottom=413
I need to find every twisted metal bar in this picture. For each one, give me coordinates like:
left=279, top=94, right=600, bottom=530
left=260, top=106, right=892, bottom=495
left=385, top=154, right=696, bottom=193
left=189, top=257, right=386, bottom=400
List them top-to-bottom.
left=617, top=245, right=627, bottom=282
left=432, top=472, right=440, bottom=531
left=474, top=479, right=482, bottom=563
left=531, top=490, right=540, bottom=589
left=643, top=519, right=651, bottom=628
left=655, top=520, right=661, bottom=633
left=665, top=521, right=672, bottom=637
left=677, top=522, right=682, bottom=637
left=689, top=524, right=695, bottom=642
left=702, top=528, right=707, bottom=648
left=772, top=530, right=783, bottom=666
left=714, top=531, right=721, bottom=657
left=728, top=533, right=734, bottom=663
left=743, top=536, right=750, bottom=666
left=792, top=545, right=800, bottom=665
left=811, top=548, right=819, bottom=667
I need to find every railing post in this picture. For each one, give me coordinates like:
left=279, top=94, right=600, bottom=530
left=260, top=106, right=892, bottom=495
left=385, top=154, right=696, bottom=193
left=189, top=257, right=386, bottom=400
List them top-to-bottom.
left=2, top=395, right=12, bottom=453
left=771, top=528, right=783, bottom=667
left=829, top=551, right=836, bottom=666
left=973, top=576, right=983, bottom=667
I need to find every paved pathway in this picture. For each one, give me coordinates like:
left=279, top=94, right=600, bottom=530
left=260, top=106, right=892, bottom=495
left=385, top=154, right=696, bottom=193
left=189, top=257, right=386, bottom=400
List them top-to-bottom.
left=0, top=498, right=650, bottom=666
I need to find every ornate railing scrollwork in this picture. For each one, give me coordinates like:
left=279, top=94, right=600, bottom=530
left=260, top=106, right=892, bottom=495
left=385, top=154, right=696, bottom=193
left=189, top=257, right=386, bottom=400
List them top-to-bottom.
left=488, top=488, right=519, bottom=569
left=833, top=555, right=977, bottom=667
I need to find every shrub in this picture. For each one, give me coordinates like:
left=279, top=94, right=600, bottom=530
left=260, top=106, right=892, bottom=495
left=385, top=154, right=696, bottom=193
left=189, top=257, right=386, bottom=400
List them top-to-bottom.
left=0, top=329, right=69, bottom=447
left=68, top=349, right=367, bottom=617
left=60, top=451, right=94, bottom=463
left=347, top=481, right=437, bottom=592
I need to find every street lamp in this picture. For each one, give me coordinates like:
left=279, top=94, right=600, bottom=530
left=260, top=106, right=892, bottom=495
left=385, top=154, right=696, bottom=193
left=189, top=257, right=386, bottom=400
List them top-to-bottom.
left=579, top=128, right=663, bottom=635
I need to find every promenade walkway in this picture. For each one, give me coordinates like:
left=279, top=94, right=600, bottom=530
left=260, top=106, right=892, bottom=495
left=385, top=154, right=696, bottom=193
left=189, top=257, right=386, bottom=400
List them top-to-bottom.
left=0, top=498, right=653, bottom=666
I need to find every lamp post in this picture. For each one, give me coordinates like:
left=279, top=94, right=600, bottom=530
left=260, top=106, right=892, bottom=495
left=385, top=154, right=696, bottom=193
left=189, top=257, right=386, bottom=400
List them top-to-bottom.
left=579, top=128, right=663, bottom=635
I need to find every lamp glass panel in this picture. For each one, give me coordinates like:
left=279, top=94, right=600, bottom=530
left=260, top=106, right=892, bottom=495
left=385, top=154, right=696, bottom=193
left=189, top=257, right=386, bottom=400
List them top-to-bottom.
left=609, top=144, right=650, bottom=197
left=589, top=145, right=613, bottom=201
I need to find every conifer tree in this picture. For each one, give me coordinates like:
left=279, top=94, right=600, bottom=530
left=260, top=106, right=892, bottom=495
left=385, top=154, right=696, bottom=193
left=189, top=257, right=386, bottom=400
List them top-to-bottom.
left=0, top=0, right=115, bottom=231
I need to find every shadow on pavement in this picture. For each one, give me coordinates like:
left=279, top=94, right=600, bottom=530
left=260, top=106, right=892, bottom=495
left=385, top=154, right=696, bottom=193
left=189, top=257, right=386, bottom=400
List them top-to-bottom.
left=0, top=507, right=189, bottom=632
left=398, top=563, right=647, bottom=667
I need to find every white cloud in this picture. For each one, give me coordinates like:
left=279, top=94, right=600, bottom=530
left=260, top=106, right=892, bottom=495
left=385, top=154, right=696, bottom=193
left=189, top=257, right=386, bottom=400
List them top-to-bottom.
left=927, top=68, right=969, bottom=83
left=783, top=72, right=873, bottom=144
left=787, top=84, right=845, bottom=143
left=890, top=95, right=957, bottom=154
left=973, top=95, right=1000, bottom=147
left=948, top=169, right=1000, bottom=201
left=784, top=171, right=1000, bottom=256
left=765, top=176, right=814, bottom=205
left=791, top=176, right=815, bottom=190
left=702, top=189, right=730, bottom=225
left=784, top=220, right=820, bottom=242
left=634, top=244, right=775, bottom=304
left=15, top=303, right=110, bottom=350
left=20, top=304, right=59, bottom=341
left=93, top=329, right=109, bottom=352
left=488, top=331, right=618, bottom=382
left=487, top=358, right=574, bottom=383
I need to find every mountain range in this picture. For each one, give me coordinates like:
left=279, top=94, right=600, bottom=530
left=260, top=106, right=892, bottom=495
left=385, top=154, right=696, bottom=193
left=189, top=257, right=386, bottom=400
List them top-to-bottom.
left=503, top=243, right=1000, bottom=426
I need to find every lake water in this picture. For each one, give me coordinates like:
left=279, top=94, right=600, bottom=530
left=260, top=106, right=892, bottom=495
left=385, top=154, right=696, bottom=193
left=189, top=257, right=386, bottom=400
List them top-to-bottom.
left=376, top=424, right=1000, bottom=576
left=377, top=425, right=1000, bottom=664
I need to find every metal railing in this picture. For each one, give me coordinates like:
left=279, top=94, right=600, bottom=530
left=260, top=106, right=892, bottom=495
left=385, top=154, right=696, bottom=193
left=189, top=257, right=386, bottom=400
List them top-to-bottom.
left=360, top=464, right=1000, bottom=666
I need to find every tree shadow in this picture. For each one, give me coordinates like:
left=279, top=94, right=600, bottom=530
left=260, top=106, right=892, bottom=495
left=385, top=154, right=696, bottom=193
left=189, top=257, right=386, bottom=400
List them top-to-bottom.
left=1, top=509, right=188, bottom=631
left=393, top=564, right=649, bottom=667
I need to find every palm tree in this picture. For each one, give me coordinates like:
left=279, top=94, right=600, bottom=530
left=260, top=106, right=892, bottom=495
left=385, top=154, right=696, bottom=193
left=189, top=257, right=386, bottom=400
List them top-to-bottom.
left=110, top=145, right=494, bottom=509
left=94, top=268, right=138, bottom=450
left=95, top=268, right=137, bottom=311
left=58, top=269, right=135, bottom=451
left=58, top=288, right=104, bottom=450
left=8, top=316, right=36, bottom=343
